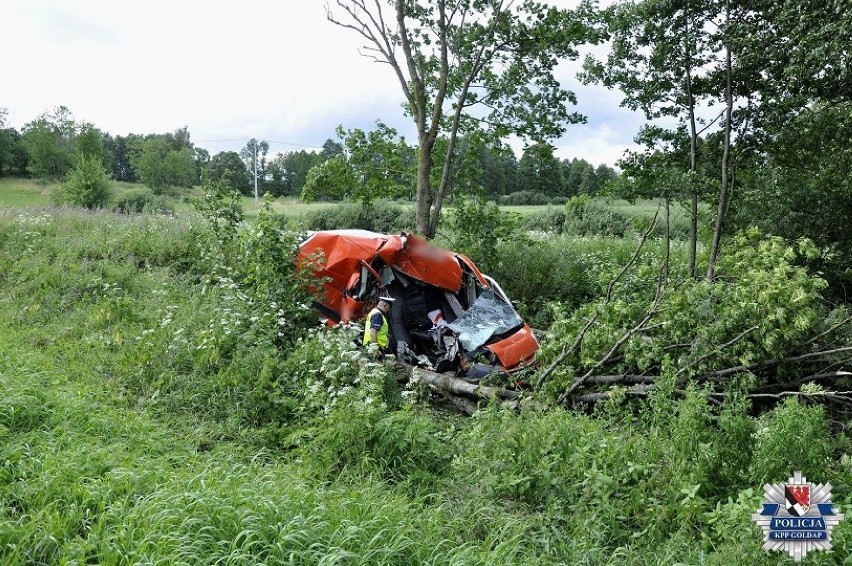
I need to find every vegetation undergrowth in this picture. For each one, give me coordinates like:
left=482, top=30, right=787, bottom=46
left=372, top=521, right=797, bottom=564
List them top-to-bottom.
left=2, top=200, right=852, bottom=565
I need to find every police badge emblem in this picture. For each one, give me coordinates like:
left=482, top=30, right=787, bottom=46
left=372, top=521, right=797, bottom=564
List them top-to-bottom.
left=752, top=471, right=844, bottom=562
left=786, top=484, right=809, bottom=516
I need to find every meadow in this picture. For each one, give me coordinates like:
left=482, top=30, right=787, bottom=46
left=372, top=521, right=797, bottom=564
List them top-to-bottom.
left=0, top=177, right=669, bottom=221
left=1, top=182, right=850, bottom=565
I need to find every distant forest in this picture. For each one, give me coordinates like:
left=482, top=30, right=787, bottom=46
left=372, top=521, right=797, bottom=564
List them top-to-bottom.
left=0, top=106, right=617, bottom=203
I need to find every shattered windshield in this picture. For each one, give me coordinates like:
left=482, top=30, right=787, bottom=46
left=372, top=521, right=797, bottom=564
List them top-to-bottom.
left=447, top=289, right=523, bottom=351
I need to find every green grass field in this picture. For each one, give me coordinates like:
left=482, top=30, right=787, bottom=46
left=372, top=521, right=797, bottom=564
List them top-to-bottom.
left=0, top=177, right=672, bottom=224
left=0, top=177, right=53, bottom=207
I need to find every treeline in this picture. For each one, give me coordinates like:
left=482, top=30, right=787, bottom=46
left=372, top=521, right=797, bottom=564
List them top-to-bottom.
left=0, top=106, right=201, bottom=193
left=0, top=107, right=617, bottom=202
left=301, top=124, right=618, bottom=205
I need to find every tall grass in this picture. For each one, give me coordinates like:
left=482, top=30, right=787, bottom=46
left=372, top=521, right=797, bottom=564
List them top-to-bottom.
left=1, top=207, right=851, bottom=565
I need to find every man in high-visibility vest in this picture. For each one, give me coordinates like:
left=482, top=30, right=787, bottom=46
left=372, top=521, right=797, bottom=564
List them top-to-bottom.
left=363, top=296, right=394, bottom=353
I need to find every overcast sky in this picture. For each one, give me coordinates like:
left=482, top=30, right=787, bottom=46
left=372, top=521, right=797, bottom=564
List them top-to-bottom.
left=0, top=0, right=644, bottom=166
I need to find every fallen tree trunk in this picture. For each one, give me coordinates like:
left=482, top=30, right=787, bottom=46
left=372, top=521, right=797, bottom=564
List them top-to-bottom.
left=407, top=366, right=519, bottom=401
left=435, top=390, right=479, bottom=415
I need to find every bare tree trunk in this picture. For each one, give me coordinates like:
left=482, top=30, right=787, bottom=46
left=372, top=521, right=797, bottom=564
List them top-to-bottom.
left=684, top=1, right=698, bottom=277
left=707, top=8, right=732, bottom=280
left=428, top=82, right=472, bottom=238
left=687, top=111, right=698, bottom=278
left=415, top=140, right=434, bottom=236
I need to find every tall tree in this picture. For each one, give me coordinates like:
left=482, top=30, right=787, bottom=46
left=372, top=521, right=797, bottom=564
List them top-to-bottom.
left=328, top=0, right=593, bottom=238
left=583, top=0, right=716, bottom=276
left=22, top=106, right=78, bottom=179
left=0, top=108, right=16, bottom=177
left=76, top=123, right=107, bottom=166
left=302, top=123, right=413, bottom=203
left=104, top=135, right=136, bottom=182
left=128, top=136, right=196, bottom=193
left=241, top=138, right=269, bottom=201
left=319, top=138, right=344, bottom=161
left=518, top=143, right=565, bottom=197
left=193, top=147, right=211, bottom=185
left=209, top=151, right=251, bottom=193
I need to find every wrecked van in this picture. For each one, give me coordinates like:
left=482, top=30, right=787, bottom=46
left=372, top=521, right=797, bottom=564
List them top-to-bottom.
left=298, top=230, right=538, bottom=374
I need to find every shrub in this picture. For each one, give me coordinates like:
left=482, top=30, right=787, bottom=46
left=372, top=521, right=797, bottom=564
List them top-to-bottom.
left=53, top=156, right=113, bottom=209
left=113, top=187, right=175, bottom=215
left=114, top=187, right=152, bottom=213
left=113, top=188, right=175, bottom=214
left=498, top=190, right=552, bottom=206
left=442, top=195, right=523, bottom=267
left=562, top=195, right=634, bottom=237
left=302, top=201, right=415, bottom=233
left=523, top=207, right=568, bottom=233
left=539, top=231, right=831, bottom=398
left=479, top=238, right=593, bottom=328
left=750, top=397, right=832, bottom=484
left=304, top=404, right=454, bottom=486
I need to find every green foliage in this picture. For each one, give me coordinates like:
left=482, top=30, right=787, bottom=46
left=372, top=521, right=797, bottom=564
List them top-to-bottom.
left=733, top=103, right=852, bottom=298
left=22, top=106, right=77, bottom=179
left=75, top=122, right=106, bottom=164
left=302, top=123, right=413, bottom=204
left=128, top=137, right=196, bottom=193
left=517, top=143, right=566, bottom=198
left=207, top=150, right=251, bottom=193
left=53, top=155, right=113, bottom=209
left=113, top=186, right=174, bottom=214
left=195, top=187, right=315, bottom=354
left=498, top=190, right=554, bottom=206
left=443, top=195, right=523, bottom=266
left=562, top=195, right=634, bottom=237
left=301, top=200, right=415, bottom=233
left=521, top=206, right=569, bottom=232
left=4, top=207, right=852, bottom=564
left=540, top=230, right=831, bottom=397
left=482, top=238, right=595, bottom=328
left=750, top=398, right=832, bottom=484
left=305, top=403, right=454, bottom=486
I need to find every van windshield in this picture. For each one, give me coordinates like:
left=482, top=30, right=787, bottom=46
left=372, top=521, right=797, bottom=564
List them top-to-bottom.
left=447, top=289, right=523, bottom=351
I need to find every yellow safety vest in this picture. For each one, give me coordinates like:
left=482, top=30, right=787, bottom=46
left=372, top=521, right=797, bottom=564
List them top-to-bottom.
left=363, top=307, right=389, bottom=348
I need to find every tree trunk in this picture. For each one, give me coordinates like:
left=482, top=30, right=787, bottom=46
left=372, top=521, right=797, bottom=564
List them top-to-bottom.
left=684, top=2, right=699, bottom=278
left=707, top=8, right=733, bottom=281
left=428, top=82, right=472, bottom=238
left=688, top=113, right=698, bottom=278
left=415, top=137, right=434, bottom=237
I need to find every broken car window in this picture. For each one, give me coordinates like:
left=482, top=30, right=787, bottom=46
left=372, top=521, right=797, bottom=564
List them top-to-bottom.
left=447, top=289, right=523, bottom=351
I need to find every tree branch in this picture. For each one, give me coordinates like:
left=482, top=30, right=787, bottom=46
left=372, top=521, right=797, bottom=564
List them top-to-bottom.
left=534, top=209, right=660, bottom=391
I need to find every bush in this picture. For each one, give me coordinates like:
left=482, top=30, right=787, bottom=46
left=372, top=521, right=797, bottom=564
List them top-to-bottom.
left=53, top=156, right=113, bottom=209
left=113, top=187, right=175, bottom=215
left=114, top=187, right=152, bottom=213
left=498, top=190, right=553, bottom=206
left=442, top=195, right=522, bottom=266
left=562, top=195, right=634, bottom=237
left=302, top=201, right=415, bottom=233
left=523, top=207, right=568, bottom=233
left=539, top=231, right=831, bottom=398
left=478, top=238, right=593, bottom=328
left=750, top=397, right=832, bottom=484
left=304, top=405, right=454, bottom=486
